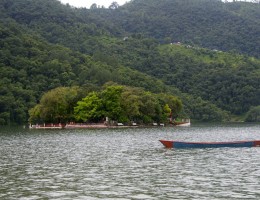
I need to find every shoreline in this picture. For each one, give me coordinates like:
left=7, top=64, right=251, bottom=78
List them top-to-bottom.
left=28, top=123, right=173, bottom=129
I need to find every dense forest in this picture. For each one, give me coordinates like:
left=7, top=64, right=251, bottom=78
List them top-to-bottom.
left=0, top=0, right=259, bottom=125
left=105, top=0, right=260, bottom=57
left=28, top=84, right=183, bottom=124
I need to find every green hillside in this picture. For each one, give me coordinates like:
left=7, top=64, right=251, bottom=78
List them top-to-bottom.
left=0, top=0, right=259, bottom=124
left=2, top=0, right=259, bottom=57
left=112, top=0, right=260, bottom=57
left=0, top=22, right=176, bottom=124
left=79, top=35, right=260, bottom=115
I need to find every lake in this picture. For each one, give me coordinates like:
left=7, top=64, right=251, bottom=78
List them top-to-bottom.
left=0, top=123, right=260, bottom=199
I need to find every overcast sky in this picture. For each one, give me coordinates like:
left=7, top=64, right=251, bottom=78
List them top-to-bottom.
left=59, top=0, right=128, bottom=8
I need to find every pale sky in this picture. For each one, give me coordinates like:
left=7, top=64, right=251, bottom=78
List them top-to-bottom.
left=59, top=0, right=128, bottom=8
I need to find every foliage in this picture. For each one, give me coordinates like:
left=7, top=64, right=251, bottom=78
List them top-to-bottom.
left=1, top=0, right=259, bottom=124
left=113, top=0, right=260, bottom=57
left=0, top=21, right=180, bottom=124
left=89, top=35, right=259, bottom=116
left=155, top=45, right=260, bottom=115
left=29, top=84, right=184, bottom=124
left=101, top=85, right=125, bottom=121
left=28, top=87, right=83, bottom=123
left=74, top=92, right=104, bottom=122
left=245, top=106, right=260, bottom=122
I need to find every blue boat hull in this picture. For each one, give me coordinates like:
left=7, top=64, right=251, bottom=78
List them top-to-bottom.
left=160, top=140, right=260, bottom=149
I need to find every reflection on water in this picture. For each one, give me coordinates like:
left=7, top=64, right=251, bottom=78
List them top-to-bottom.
left=0, top=123, right=260, bottom=199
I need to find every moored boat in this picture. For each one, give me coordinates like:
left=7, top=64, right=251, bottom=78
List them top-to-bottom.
left=174, top=119, right=191, bottom=127
left=175, top=122, right=191, bottom=127
left=159, top=140, right=260, bottom=148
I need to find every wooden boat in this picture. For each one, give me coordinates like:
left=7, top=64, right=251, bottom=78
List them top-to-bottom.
left=173, top=119, right=191, bottom=127
left=175, top=122, right=191, bottom=127
left=159, top=140, right=260, bottom=148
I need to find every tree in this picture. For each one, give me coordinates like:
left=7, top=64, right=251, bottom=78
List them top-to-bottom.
left=109, top=1, right=119, bottom=9
left=90, top=3, right=98, bottom=9
left=101, top=85, right=124, bottom=121
left=28, top=87, right=81, bottom=123
left=121, top=87, right=142, bottom=121
left=74, top=92, right=104, bottom=122
left=139, top=92, right=159, bottom=123
left=158, top=94, right=183, bottom=119
left=28, top=104, right=42, bottom=124
left=162, top=104, right=172, bottom=122
left=245, top=106, right=260, bottom=122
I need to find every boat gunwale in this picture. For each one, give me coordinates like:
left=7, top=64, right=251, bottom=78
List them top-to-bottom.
left=159, top=140, right=260, bottom=148
left=160, top=140, right=257, bottom=145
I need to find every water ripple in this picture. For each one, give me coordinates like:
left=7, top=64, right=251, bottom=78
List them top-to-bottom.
left=0, top=123, right=260, bottom=199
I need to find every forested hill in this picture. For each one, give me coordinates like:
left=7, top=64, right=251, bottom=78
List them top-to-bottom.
left=0, top=0, right=259, bottom=125
left=1, top=0, right=259, bottom=57
left=101, top=0, right=260, bottom=57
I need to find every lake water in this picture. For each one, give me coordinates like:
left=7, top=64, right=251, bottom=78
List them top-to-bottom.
left=0, top=123, right=260, bottom=200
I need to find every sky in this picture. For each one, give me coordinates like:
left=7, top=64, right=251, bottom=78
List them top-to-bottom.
left=59, top=0, right=128, bottom=8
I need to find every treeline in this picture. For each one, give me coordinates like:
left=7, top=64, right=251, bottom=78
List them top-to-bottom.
left=29, top=84, right=183, bottom=124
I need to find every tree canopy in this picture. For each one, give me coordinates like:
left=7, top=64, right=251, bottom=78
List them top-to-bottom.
left=29, top=84, right=184, bottom=124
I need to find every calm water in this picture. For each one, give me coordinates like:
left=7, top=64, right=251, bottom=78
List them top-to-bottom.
left=0, top=123, right=260, bottom=200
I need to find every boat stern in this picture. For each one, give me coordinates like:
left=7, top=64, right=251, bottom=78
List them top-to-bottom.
left=253, top=140, right=260, bottom=147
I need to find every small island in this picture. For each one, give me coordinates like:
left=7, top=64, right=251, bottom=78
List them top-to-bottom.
left=29, top=83, right=185, bottom=129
